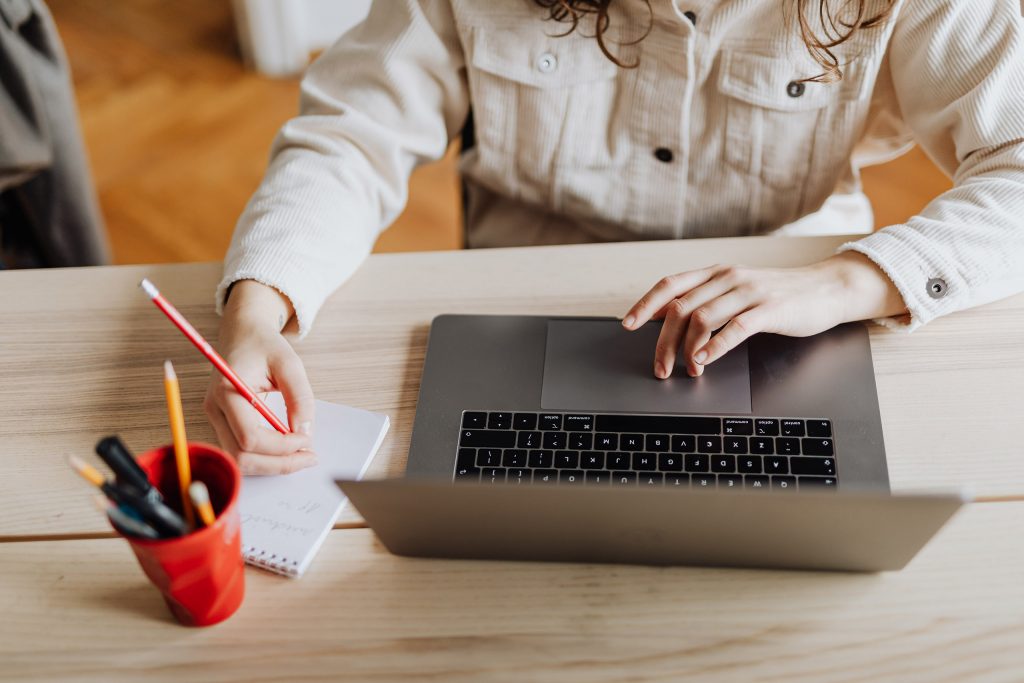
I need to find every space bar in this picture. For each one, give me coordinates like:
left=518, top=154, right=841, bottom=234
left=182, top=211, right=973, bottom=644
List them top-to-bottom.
left=595, top=414, right=722, bottom=434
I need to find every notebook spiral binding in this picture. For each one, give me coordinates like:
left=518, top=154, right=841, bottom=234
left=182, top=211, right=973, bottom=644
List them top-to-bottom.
left=244, top=545, right=300, bottom=578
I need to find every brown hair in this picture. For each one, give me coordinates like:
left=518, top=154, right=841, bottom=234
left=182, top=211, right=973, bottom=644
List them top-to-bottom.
left=532, top=0, right=895, bottom=82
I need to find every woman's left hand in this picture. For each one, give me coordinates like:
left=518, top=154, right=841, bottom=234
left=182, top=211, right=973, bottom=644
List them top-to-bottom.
left=622, top=251, right=907, bottom=379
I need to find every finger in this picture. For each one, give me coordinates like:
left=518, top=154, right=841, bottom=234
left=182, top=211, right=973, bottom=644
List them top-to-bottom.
left=623, top=267, right=718, bottom=330
left=652, top=276, right=740, bottom=378
left=683, top=290, right=755, bottom=378
left=696, top=308, right=765, bottom=369
left=270, top=353, right=316, bottom=437
left=220, top=386, right=313, bottom=457
left=208, top=406, right=317, bottom=476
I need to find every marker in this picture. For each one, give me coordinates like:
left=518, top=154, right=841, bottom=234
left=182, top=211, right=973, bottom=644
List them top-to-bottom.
left=139, top=278, right=290, bottom=434
left=164, top=361, right=195, bottom=529
left=94, top=436, right=161, bottom=501
left=69, top=455, right=188, bottom=538
left=189, top=481, right=217, bottom=527
left=93, top=495, right=161, bottom=540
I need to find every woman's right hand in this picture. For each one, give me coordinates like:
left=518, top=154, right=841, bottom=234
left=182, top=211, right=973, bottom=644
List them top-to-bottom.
left=204, top=280, right=317, bottom=475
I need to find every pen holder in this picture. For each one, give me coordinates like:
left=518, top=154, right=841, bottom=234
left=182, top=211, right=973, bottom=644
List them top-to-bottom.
left=116, top=443, right=245, bottom=627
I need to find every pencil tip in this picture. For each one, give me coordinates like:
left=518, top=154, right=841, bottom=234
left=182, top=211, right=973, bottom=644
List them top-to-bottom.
left=139, top=278, right=158, bottom=299
left=163, top=359, right=176, bottom=379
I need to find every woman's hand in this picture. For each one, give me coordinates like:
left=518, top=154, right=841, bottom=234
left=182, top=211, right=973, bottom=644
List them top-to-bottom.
left=623, top=252, right=907, bottom=379
left=203, top=280, right=317, bottom=475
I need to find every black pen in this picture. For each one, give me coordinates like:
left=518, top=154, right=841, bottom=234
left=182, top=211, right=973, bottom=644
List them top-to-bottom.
left=95, top=435, right=162, bottom=502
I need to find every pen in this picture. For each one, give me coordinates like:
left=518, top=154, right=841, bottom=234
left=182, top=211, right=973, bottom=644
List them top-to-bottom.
left=138, top=278, right=290, bottom=434
left=164, top=360, right=195, bottom=529
left=94, top=435, right=161, bottom=501
left=68, top=455, right=188, bottom=538
left=189, top=481, right=217, bottom=528
left=93, top=495, right=161, bottom=540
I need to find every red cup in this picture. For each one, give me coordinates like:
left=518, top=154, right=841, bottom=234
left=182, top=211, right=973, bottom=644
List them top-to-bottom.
left=116, top=443, right=245, bottom=627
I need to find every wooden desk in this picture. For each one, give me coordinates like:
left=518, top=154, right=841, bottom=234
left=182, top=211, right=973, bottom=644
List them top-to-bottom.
left=3, top=236, right=1023, bottom=539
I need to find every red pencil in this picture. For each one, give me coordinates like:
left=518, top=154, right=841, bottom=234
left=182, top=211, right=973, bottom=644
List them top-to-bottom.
left=139, top=278, right=290, bottom=434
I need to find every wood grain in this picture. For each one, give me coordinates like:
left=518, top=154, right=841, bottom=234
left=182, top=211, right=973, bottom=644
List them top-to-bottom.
left=1, top=235, right=1023, bottom=539
left=2, top=503, right=1024, bottom=683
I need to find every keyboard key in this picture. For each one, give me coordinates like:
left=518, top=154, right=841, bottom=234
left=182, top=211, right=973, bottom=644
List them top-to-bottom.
left=462, top=412, right=486, bottom=428
left=487, top=412, right=512, bottom=429
left=513, top=413, right=538, bottom=430
left=539, top=414, right=563, bottom=430
left=564, top=414, right=594, bottom=431
left=596, top=414, right=721, bottom=434
left=723, top=418, right=753, bottom=435
left=754, top=419, right=779, bottom=436
left=780, top=419, right=805, bottom=437
left=806, top=419, right=832, bottom=437
left=460, top=429, right=516, bottom=448
left=517, top=431, right=541, bottom=449
left=542, top=432, right=567, bottom=449
left=569, top=432, right=593, bottom=450
left=594, top=433, right=618, bottom=450
left=621, top=434, right=645, bottom=451
left=645, top=434, right=670, bottom=451
left=671, top=435, right=696, bottom=452
left=698, top=436, right=722, bottom=453
left=723, top=437, right=747, bottom=454
left=750, top=437, right=774, bottom=455
left=776, top=437, right=800, bottom=455
left=801, top=438, right=834, bottom=456
left=457, top=448, right=476, bottom=469
left=476, top=448, right=502, bottom=467
left=502, top=449, right=527, bottom=468
left=528, top=450, right=553, bottom=468
left=555, top=450, right=579, bottom=469
left=580, top=451, right=605, bottom=469
left=607, top=452, right=631, bottom=469
left=632, top=453, right=657, bottom=471
left=658, top=453, right=683, bottom=472
left=685, top=454, right=709, bottom=472
left=711, top=455, right=736, bottom=473
left=738, top=455, right=762, bottom=474
left=764, top=457, right=789, bottom=474
left=790, top=457, right=836, bottom=476
left=455, top=466, right=480, bottom=481
left=482, top=468, right=506, bottom=484
left=508, top=468, right=531, bottom=484
left=533, top=469, right=558, bottom=485
left=560, top=470, right=585, bottom=485
left=586, top=471, right=611, bottom=486
left=612, top=472, right=638, bottom=486
left=639, top=473, right=664, bottom=486
left=665, top=473, right=690, bottom=487
left=719, top=474, right=743, bottom=489
left=693, top=475, right=715, bottom=488
left=744, top=475, right=769, bottom=490
left=772, top=475, right=797, bottom=491
left=799, top=476, right=838, bottom=490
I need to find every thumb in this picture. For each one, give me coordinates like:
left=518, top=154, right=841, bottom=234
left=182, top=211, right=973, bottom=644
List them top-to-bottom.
left=271, top=353, right=316, bottom=438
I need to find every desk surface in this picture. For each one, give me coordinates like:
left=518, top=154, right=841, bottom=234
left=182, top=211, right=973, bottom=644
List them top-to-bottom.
left=2, top=235, right=1023, bottom=539
left=3, top=503, right=1024, bottom=682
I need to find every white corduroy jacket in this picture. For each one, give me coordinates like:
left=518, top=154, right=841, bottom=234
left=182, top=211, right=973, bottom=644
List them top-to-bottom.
left=219, top=0, right=1024, bottom=335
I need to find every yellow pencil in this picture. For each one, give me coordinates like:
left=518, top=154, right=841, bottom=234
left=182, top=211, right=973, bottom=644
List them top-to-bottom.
left=164, top=360, right=194, bottom=528
left=189, top=481, right=217, bottom=527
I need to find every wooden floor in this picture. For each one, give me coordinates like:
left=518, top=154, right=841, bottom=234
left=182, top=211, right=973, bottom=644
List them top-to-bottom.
left=50, top=0, right=950, bottom=266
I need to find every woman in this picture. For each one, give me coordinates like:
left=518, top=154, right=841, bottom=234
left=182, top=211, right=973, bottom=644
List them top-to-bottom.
left=206, top=0, right=1024, bottom=475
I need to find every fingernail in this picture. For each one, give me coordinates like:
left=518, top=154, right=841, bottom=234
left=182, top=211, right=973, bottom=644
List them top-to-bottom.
left=623, top=316, right=636, bottom=329
left=694, top=350, right=708, bottom=364
left=655, top=362, right=667, bottom=379
left=299, top=421, right=312, bottom=435
left=299, top=453, right=318, bottom=469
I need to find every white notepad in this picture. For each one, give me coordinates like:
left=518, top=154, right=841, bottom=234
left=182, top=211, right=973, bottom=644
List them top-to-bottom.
left=238, top=393, right=389, bottom=578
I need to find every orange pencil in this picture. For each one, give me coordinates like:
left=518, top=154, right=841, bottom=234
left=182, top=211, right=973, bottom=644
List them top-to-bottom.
left=163, top=360, right=195, bottom=528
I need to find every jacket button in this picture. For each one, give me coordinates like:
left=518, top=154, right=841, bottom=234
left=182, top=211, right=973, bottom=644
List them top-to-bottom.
left=683, top=10, right=697, bottom=25
left=536, top=52, right=557, bottom=74
left=786, top=81, right=806, bottom=98
left=654, top=147, right=674, bottom=163
left=926, top=278, right=948, bottom=299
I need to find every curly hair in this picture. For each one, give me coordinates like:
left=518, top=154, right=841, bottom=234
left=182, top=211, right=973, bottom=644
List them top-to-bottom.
left=532, top=0, right=895, bottom=82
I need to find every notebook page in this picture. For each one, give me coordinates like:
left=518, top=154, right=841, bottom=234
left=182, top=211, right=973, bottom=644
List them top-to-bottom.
left=238, top=393, right=389, bottom=577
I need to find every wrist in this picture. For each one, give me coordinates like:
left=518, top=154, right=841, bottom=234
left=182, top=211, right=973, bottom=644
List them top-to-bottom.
left=819, top=252, right=907, bottom=323
left=223, top=280, right=294, bottom=334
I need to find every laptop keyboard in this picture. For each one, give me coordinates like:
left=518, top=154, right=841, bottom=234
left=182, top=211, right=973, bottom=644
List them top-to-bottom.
left=455, top=411, right=837, bottom=491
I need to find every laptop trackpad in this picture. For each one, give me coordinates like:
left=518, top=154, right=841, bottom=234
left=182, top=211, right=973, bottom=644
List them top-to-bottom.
left=541, top=319, right=752, bottom=414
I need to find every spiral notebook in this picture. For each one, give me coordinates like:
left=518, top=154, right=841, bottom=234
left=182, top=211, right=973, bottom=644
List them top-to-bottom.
left=239, top=393, right=389, bottom=578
